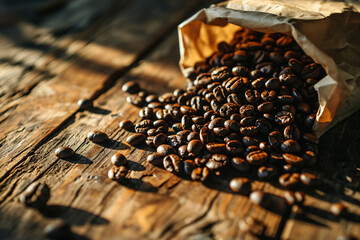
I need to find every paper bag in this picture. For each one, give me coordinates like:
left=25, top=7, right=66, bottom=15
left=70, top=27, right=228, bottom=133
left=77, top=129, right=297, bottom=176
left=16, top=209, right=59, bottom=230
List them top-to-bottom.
left=178, top=0, right=360, bottom=136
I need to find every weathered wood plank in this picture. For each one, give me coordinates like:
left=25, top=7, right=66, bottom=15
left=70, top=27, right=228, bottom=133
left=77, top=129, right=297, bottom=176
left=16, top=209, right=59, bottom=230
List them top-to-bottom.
left=0, top=0, right=212, bottom=183
left=0, top=31, right=286, bottom=240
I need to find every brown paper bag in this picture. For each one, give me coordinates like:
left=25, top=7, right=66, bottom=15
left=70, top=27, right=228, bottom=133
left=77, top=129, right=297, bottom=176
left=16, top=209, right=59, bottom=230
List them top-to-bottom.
left=178, top=0, right=360, bottom=136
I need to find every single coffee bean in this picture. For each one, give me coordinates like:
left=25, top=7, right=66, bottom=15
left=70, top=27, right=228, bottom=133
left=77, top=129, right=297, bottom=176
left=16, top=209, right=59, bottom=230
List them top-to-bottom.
left=211, top=66, right=231, bottom=81
left=265, top=77, right=281, bottom=90
left=122, top=81, right=140, bottom=94
left=245, top=89, right=261, bottom=103
left=227, top=93, right=242, bottom=106
left=77, top=99, right=93, bottom=109
left=257, top=102, right=274, bottom=113
left=219, top=103, right=238, bottom=117
left=239, top=105, right=256, bottom=117
left=139, top=107, right=154, bottom=119
left=275, top=111, right=294, bottom=126
left=230, top=113, right=242, bottom=121
left=240, top=116, right=256, bottom=126
left=119, top=120, right=134, bottom=131
left=153, top=120, right=168, bottom=129
left=224, top=120, right=241, bottom=133
left=283, top=125, right=300, bottom=140
left=199, top=126, right=215, bottom=144
left=240, top=126, right=258, bottom=136
left=213, top=127, right=231, bottom=137
left=87, top=131, right=108, bottom=143
left=187, top=131, right=200, bottom=141
left=268, top=131, right=284, bottom=149
left=126, top=133, right=146, bottom=146
left=151, top=133, right=166, bottom=147
left=187, top=140, right=203, bottom=156
left=226, top=140, right=244, bottom=155
left=281, top=140, right=301, bottom=153
left=206, top=142, right=226, bottom=153
left=259, top=142, right=271, bottom=153
left=157, top=144, right=176, bottom=156
left=178, top=145, right=189, bottom=158
left=55, top=147, right=74, bottom=159
left=246, top=150, right=268, bottom=166
left=303, top=150, right=317, bottom=166
left=111, top=153, right=127, bottom=167
left=147, top=153, right=164, bottom=166
left=282, top=153, right=304, bottom=167
left=163, top=154, right=182, bottom=173
left=206, top=154, right=228, bottom=171
left=231, top=157, right=250, bottom=172
left=183, top=160, right=196, bottom=176
left=257, top=164, right=278, bottom=179
left=108, top=166, right=128, bottom=180
left=191, top=167, right=210, bottom=182
left=300, top=172, right=321, bottom=186
left=278, top=173, right=300, bottom=188
left=229, top=177, right=251, bottom=194
left=19, top=182, right=50, bottom=210
left=249, top=191, right=270, bottom=207
left=284, top=191, right=305, bottom=206
left=330, top=203, right=346, bottom=217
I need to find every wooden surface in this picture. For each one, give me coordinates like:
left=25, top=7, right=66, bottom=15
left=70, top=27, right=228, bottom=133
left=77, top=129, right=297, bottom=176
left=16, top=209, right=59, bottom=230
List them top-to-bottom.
left=0, top=1, right=359, bottom=239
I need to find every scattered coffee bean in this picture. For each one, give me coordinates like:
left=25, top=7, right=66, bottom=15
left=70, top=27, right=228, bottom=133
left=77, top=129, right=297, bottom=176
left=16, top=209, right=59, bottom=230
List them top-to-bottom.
left=122, top=81, right=140, bottom=94
left=77, top=99, right=93, bottom=109
left=119, top=120, right=134, bottom=131
left=87, top=131, right=108, bottom=143
left=127, top=133, right=146, bottom=146
left=157, top=144, right=176, bottom=156
left=55, top=147, right=74, bottom=159
left=111, top=153, right=127, bottom=167
left=147, top=153, right=164, bottom=166
left=108, top=166, right=128, bottom=180
left=300, top=172, right=321, bottom=186
left=279, top=173, right=300, bottom=188
left=229, top=177, right=251, bottom=194
left=19, top=182, right=50, bottom=210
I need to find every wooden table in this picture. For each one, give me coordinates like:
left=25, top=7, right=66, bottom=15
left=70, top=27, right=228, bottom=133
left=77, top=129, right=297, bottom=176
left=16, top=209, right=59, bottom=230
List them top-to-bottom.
left=0, top=0, right=360, bottom=239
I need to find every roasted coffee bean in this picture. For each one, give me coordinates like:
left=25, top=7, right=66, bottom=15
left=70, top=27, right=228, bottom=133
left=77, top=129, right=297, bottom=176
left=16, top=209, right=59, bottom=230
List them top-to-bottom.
left=277, top=35, right=293, bottom=47
left=233, top=50, right=249, bottom=63
left=269, top=52, right=284, bottom=65
left=288, top=58, right=303, bottom=73
left=256, top=62, right=274, bottom=76
left=302, top=63, right=322, bottom=79
left=232, top=65, right=249, bottom=76
left=211, top=66, right=231, bottom=82
left=279, top=73, right=298, bottom=87
left=225, top=76, right=244, bottom=92
left=251, top=77, right=266, bottom=89
left=122, top=81, right=140, bottom=94
left=213, top=85, right=227, bottom=102
left=245, top=89, right=261, bottom=103
left=260, top=89, right=276, bottom=102
left=227, top=93, right=242, bottom=106
left=126, top=94, right=144, bottom=107
left=145, top=94, right=158, bottom=103
left=77, top=99, right=93, bottom=109
left=210, top=99, right=222, bottom=112
left=148, top=102, right=164, bottom=109
left=257, top=102, right=274, bottom=113
left=218, top=103, right=238, bottom=118
left=239, top=104, right=256, bottom=117
left=180, top=106, right=197, bottom=115
left=139, top=107, right=154, bottom=119
left=275, top=111, right=294, bottom=126
left=230, top=113, right=242, bottom=121
left=304, top=113, right=316, bottom=130
left=240, top=116, right=256, bottom=126
left=135, top=119, right=152, bottom=129
left=119, top=120, right=134, bottom=131
left=172, top=123, right=183, bottom=132
left=191, top=123, right=203, bottom=133
left=283, top=125, right=300, bottom=140
left=199, top=126, right=215, bottom=144
left=240, top=126, right=258, bottom=136
left=135, top=127, right=149, bottom=134
left=212, top=127, right=230, bottom=137
left=147, top=128, right=157, bottom=136
left=177, top=130, right=191, bottom=139
left=87, top=131, right=108, bottom=143
left=268, top=131, right=284, bottom=149
left=184, top=132, right=197, bottom=142
left=127, top=133, right=146, bottom=146
left=153, top=133, right=167, bottom=147
left=224, top=133, right=241, bottom=142
left=303, top=133, right=319, bottom=144
left=168, top=135, right=185, bottom=148
left=243, top=136, right=260, bottom=147
left=187, top=140, right=203, bottom=156
left=226, top=140, right=244, bottom=155
left=281, top=140, right=301, bottom=153
left=206, top=142, right=226, bottom=153
left=259, top=142, right=272, bottom=152
left=156, top=144, right=176, bottom=156
left=178, top=145, right=189, bottom=158
left=55, top=147, right=74, bottom=159
left=246, top=150, right=268, bottom=166
left=303, top=150, right=317, bottom=166
left=111, top=153, right=127, bottom=167
left=147, top=153, right=164, bottom=166
left=269, top=153, right=284, bottom=165
left=283, top=153, right=304, bottom=167
left=163, top=154, right=182, bottom=173
left=206, top=154, right=228, bottom=170
left=231, top=157, right=250, bottom=172
left=183, top=160, right=196, bottom=175
left=257, top=164, right=278, bottom=179
left=108, top=166, right=128, bottom=180
left=191, top=167, right=210, bottom=182
left=300, top=172, right=321, bottom=186
left=279, top=173, right=300, bottom=188
left=230, top=177, right=251, bottom=194
left=19, top=182, right=50, bottom=209
left=250, top=191, right=270, bottom=207
left=284, top=191, right=305, bottom=206
left=330, top=203, right=346, bottom=217
left=44, top=220, right=72, bottom=239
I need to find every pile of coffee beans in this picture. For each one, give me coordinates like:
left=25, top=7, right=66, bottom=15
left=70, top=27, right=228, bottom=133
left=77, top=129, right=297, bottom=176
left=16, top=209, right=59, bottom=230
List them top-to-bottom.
left=121, top=28, right=323, bottom=195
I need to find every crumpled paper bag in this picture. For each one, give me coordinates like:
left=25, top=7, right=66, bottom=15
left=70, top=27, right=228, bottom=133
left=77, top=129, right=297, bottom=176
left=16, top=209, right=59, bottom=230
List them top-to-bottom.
left=178, top=0, right=360, bottom=136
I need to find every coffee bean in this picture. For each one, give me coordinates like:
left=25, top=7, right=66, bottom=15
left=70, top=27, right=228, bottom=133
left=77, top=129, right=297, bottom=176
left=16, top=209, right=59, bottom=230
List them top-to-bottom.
left=211, top=66, right=231, bottom=81
left=122, top=81, right=140, bottom=94
left=245, top=89, right=261, bottom=103
left=126, top=94, right=144, bottom=107
left=77, top=99, right=93, bottom=109
left=257, top=102, right=274, bottom=113
left=219, top=103, right=238, bottom=117
left=239, top=105, right=255, bottom=117
left=275, top=111, right=294, bottom=126
left=240, top=116, right=256, bottom=126
left=208, top=117, right=225, bottom=130
left=119, top=120, right=134, bottom=131
left=224, top=120, right=241, bottom=133
left=283, top=125, right=300, bottom=140
left=199, top=126, right=215, bottom=144
left=240, top=126, right=258, bottom=136
left=213, top=127, right=231, bottom=137
left=87, top=131, right=108, bottom=143
left=187, top=131, right=200, bottom=141
left=268, top=131, right=284, bottom=149
left=126, top=133, right=146, bottom=146
left=303, top=133, right=319, bottom=144
left=187, top=140, right=203, bottom=156
left=281, top=140, right=301, bottom=153
left=206, top=142, right=226, bottom=153
left=157, top=144, right=176, bottom=156
left=55, top=147, right=74, bottom=159
left=246, top=150, right=268, bottom=166
left=303, top=151, right=317, bottom=166
left=111, top=153, right=127, bottom=167
left=147, top=153, right=164, bottom=166
left=282, top=153, right=304, bottom=167
left=163, top=154, right=182, bottom=173
left=206, top=154, right=228, bottom=171
left=231, top=157, right=250, bottom=172
left=183, top=160, right=196, bottom=175
left=257, top=164, right=278, bottom=179
left=108, top=166, right=127, bottom=180
left=191, top=167, right=209, bottom=182
left=300, top=172, right=321, bottom=186
left=279, top=173, right=300, bottom=188
left=229, top=177, right=251, bottom=194
left=19, top=182, right=50, bottom=209
left=250, top=191, right=270, bottom=207
left=284, top=191, right=305, bottom=206
left=330, top=203, right=346, bottom=217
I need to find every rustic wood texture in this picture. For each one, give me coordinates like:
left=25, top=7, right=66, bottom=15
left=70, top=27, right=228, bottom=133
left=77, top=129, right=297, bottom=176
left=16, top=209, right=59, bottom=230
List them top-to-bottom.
left=0, top=0, right=359, bottom=239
